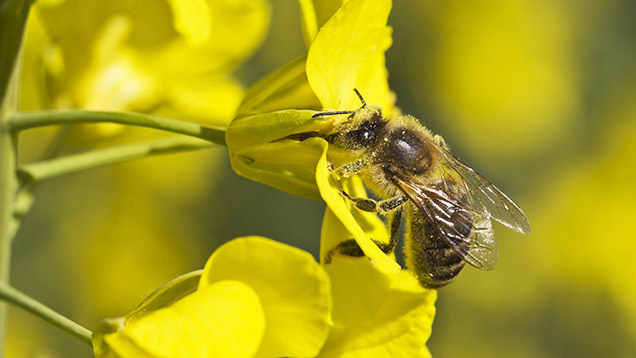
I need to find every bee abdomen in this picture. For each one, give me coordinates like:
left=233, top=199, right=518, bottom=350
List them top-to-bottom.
left=406, top=209, right=471, bottom=288
left=415, top=245, right=466, bottom=288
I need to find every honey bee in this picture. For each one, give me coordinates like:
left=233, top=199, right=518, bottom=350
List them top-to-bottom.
left=313, top=89, right=531, bottom=288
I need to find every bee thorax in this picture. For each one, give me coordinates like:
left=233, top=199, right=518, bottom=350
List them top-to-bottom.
left=372, top=128, right=431, bottom=176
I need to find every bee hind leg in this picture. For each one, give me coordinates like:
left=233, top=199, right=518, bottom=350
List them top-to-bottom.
left=339, top=190, right=407, bottom=214
left=323, top=209, right=403, bottom=264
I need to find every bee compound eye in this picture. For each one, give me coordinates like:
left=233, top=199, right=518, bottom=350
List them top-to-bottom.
left=331, top=120, right=381, bottom=149
left=347, top=128, right=372, bottom=145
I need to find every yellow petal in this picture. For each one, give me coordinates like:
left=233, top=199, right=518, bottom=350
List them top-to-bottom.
left=37, top=0, right=66, bottom=6
left=152, top=0, right=271, bottom=74
left=166, top=0, right=212, bottom=46
left=298, top=0, right=349, bottom=48
left=299, top=0, right=319, bottom=47
left=307, top=0, right=392, bottom=110
left=312, top=0, right=346, bottom=31
left=72, top=16, right=160, bottom=113
left=77, top=51, right=159, bottom=112
left=237, top=55, right=321, bottom=115
left=161, top=75, right=243, bottom=126
left=226, top=109, right=328, bottom=153
left=226, top=110, right=334, bottom=201
left=229, top=138, right=326, bottom=201
left=316, top=147, right=401, bottom=275
left=319, top=175, right=392, bottom=262
left=342, top=176, right=392, bottom=246
left=200, top=237, right=332, bottom=358
left=319, top=257, right=437, bottom=357
left=92, top=271, right=203, bottom=357
left=125, top=271, right=202, bottom=323
left=103, top=280, right=265, bottom=358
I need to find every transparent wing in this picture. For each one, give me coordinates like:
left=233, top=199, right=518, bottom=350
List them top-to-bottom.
left=429, top=144, right=531, bottom=235
left=394, top=176, right=498, bottom=270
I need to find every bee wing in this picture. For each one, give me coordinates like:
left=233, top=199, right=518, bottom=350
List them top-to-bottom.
left=430, top=144, right=531, bottom=235
left=394, top=176, right=498, bottom=270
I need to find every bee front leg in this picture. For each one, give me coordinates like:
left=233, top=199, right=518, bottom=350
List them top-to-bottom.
left=329, top=158, right=367, bottom=179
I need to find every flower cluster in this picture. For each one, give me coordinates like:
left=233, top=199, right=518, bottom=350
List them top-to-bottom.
left=88, top=0, right=437, bottom=356
left=92, top=237, right=435, bottom=357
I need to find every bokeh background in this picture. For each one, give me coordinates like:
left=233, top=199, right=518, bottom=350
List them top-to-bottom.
left=9, top=0, right=636, bottom=357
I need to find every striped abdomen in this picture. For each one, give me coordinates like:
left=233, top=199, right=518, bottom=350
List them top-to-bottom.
left=405, top=205, right=473, bottom=288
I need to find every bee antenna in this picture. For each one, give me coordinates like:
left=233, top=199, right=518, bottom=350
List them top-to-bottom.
left=353, top=88, right=367, bottom=107
left=311, top=89, right=367, bottom=118
left=312, top=110, right=355, bottom=118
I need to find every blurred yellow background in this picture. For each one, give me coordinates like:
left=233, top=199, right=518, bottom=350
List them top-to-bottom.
left=9, top=0, right=636, bottom=357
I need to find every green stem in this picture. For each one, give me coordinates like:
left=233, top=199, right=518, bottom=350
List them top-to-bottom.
left=1, top=0, right=34, bottom=353
left=8, top=110, right=227, bottom=146
left=8, top=126, right=70, bottom=241
left=0, top=130, right=18, bottom=244
left=0, top=131, right=16, bottom=356
left=18, top=135, right=213, bottom=184
left=7, top=184, right=35, bottom=242
left=0, top=283, right=92, bottom=346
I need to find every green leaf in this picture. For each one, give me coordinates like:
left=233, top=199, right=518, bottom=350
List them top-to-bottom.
left=0, top=0, right=33, bottom=104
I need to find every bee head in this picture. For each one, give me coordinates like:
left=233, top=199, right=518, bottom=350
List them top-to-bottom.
left=314, top=89, right=389, bottom=150
left=326, top=106, right=387, bottom=150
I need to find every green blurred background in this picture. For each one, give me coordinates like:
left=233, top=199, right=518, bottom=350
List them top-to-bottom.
left=9, top=0, right=636, bottom=357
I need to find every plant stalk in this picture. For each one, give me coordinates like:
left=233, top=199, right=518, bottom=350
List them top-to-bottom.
left=0, top=0, right=34, bottom=354
left=9, top=110, right=227, bottom=146
left=18, top=135, right=213, bottom=183
left=0, top=283, right=92, bottom=346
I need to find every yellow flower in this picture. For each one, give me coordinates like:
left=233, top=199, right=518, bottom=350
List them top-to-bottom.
left=16, top=0, right=271, bottom=319
left=21, top=0, right=270, bottom=127
left=227, top=0, right=399, bottom=274
left=318, top=211, right=436, bottom=357
left=92, top=236, right=435, bottom=357
left=92, top=237, right=332, bottom=358
left=98, top=279, right=265, bottom=358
